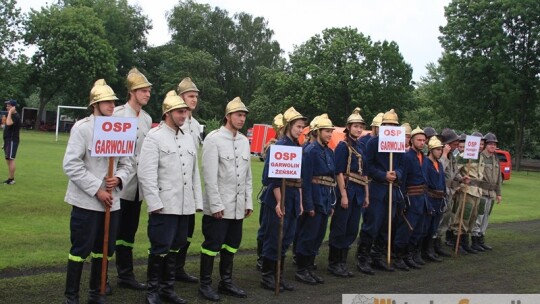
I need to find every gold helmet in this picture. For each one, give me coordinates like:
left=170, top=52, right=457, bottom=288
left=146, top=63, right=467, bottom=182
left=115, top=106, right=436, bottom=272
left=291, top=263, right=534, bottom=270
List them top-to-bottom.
left=126, top=68, right=152, bottom=91
left=176, top=77, right=200, bottom=95
left=89, top=79, right=118, bottom=106
left=162, top=90, right=188, bottom=116
left=225, top=97, right=248, bottom=116
left=282, top=107, right=306, bottom=125
left=346, top=107, right=365, bottom=124
left=382, top=109, right=399, bottom=125
left=370, top=112, right=384, bottom=127
left=272, top=113, right=284, bottom=133
left=311, top=113, right=334, bottom=131
left=309, top=115, right=320, bottom=130
left=401, top=123, right=412, bottom=135
left=410, top=126, right=426, bottom=138
left=428, top=136, right=444, bottom=150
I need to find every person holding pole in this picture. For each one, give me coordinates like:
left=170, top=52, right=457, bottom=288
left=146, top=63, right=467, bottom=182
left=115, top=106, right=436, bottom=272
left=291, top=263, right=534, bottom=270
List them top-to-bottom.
left=113, top=68, right=152, bottom=291
left=173, top=77, right=203, bottom=284
left=63, top=79, right=131, bottom=304
left=138, top=91, right=202, bottom=304
left=198, top=97, right=252, bottom=301
left=259, top=107, right=306, bottom=292
left=328, top=107, right=369, bottom=278
left=295, top=114, right=336, bottom=285
left=450, top=132, right=485, bottom=254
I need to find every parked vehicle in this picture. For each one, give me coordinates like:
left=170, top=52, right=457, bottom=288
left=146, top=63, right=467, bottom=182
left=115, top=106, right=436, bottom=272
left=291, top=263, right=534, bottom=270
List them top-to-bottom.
left=250, top=124, right=276, bottom=158
left=495, top=149, right=512, bottom=181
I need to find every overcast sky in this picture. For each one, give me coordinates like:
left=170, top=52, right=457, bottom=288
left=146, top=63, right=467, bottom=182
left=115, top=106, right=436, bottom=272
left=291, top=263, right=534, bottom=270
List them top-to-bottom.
left=19, top=0, right=451, bottom=81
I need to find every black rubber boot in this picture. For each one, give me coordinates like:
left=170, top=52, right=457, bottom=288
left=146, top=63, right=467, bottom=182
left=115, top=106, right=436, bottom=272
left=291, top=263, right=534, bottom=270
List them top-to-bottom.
left=445, top=230, right=455, bottom=247
left=460, top=234, right=478, bottom=254
left=479, top=234, right=493, bottom=251
left=470, top=236, right=485, bottom=252
left=434, top=237, right=451, bottom=257
left=424, top=238, right=443, bottom=262
left=256, top=239, right=263, bottom=272
left=355, top=241, right=374, bottom=275
left=370, top=241, right=395, bottom=272
left=412, top=241, right=426, bottom=266
left=175, top=244, right=198, bottom=283
left=116, top=245, right=146, bottom=290
left=403, top=245, right=422, bottom=270
left=327, top=246, right=348, bottom=277
left=392, top=246, right=410, bottom=271
left=341, top=248, right=354, bottom=277
left=218, top=249, right=247, bottom=298
left=159, top=253, right=187, bottom=304
left=146, top=254, right=163, bottom=304
left=198, top=254, right=220, bottom=302
left=294, top=255, right=317, bottom=285
left=307, top=255, right=324, bottom=284
left=280, top=256, right=294, bottom=291
left=88, top=258, right=106, bottom=304
left=260, top=258, right=283, bottom=291
left=64, top=260, right=84, bottom=304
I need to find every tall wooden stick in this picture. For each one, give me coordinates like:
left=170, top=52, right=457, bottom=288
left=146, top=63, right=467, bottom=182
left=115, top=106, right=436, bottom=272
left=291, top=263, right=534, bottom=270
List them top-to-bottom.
left=387, top=152, right=394, bottom=267
left=100, top=157, right=114, bottom=295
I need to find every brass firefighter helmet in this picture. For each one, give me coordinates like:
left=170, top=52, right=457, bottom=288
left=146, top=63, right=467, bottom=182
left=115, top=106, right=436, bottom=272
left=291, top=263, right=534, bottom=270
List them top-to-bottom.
left=126, top=68, right=152, bottom=91
left=176, top=77, right=200, bottom=95
left=89, top=79, right=118, bottom=106
left=162, top=90, right=188, bottom=116
left=225, top=97, right=248, bottom=116
left=282, top=107, right=307, bottom=125
left=346, top=107, right=365, bottom=124
left=382, top=109, right=399, bottom=125
left=370, top=112, right=384, bottom=127
left=272, top=113, right=284, bottom=133
left=311, top=113, right=334, bottom=132
left=401, top=123, right=412, bottom=135
left=411, top=126, right=426, bottom=138
left=428, top=136, right=444, bottom=150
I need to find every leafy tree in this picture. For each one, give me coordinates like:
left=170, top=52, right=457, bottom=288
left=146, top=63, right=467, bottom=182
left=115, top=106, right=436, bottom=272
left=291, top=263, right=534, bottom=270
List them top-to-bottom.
left=0, top=0, right=23, bottom=60
left=439, top=0, right=540, bottom=168
left=24, top=5, right=117, bottom=129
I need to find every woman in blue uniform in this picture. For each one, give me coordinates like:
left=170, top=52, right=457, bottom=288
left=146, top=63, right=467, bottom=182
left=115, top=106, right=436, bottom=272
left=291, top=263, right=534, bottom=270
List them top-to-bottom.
left=328, top=108, right=369, bottom=278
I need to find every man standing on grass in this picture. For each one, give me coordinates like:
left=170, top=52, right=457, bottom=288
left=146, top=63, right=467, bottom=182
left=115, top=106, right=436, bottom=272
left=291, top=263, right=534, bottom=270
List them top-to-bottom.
left=113, top=68, right=152, bottom=292
left=174, top=77, right=204, bottom=284
left=63, top=80, right=131, bottom=304
left=198, top=97, right=252, bottom=302
left=3, top=99, right=21, bottom=185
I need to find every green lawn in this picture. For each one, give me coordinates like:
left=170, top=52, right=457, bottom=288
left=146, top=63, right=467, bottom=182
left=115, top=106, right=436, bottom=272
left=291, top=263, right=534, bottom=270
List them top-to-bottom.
left=0, top=130, right=538, bottom=270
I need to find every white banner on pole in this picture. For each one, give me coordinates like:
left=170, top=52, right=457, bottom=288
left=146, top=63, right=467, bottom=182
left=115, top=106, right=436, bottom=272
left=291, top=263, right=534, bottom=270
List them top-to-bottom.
left=91, top=116, right=138, bottom=157
left=378, top=126, right=406, bottom=153
left=463, top=135, right=481, bottom=159
left=268, top=145, right=302, bottom=179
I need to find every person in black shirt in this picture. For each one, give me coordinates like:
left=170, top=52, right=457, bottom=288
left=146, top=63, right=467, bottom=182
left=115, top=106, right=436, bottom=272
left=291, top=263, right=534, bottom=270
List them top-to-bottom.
left=3, top=100, right=21, bottom=185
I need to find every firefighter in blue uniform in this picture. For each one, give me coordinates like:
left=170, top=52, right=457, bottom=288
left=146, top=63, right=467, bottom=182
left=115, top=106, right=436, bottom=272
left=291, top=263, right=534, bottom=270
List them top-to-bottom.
left=260, top=107, right=306, bottom=291
left=328, top=108, right=369, bottom=278
left=356, top=109, right=403, bottom=275
left=256, top=113, right=284, bottom=271
left=295, top=114, right=336, bottom=285
left=393, top=126, right=428, bottom=271
left=421, top=136, right=446, bottom=262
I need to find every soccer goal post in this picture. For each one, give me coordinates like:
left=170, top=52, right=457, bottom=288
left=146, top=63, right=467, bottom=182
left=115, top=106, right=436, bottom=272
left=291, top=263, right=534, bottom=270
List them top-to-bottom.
left=55, top=105, right=88, bottom=141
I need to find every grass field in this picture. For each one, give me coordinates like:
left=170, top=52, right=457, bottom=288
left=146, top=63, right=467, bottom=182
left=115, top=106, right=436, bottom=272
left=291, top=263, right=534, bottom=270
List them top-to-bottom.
left=1, top=130, right=539, bottom=271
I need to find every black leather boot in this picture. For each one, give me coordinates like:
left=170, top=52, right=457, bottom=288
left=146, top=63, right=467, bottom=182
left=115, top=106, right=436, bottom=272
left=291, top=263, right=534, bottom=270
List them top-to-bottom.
left=445, top=230, right=455, bottom=247
left=460, top=234, right=478, bottom=254
left=479, top=234, right=493, bottom=250
left=470, top=235, right=485, bottom=252
left=434, top=237, right=451, bottom=257
left=424, top=238, right=443, bottom=262
left=256, top=239, right=263, bottom=272
left=356, top=241, right=374, bottom=275
left=371, top=241, right=395, bottom=272
left=412, top=241, right=426, bottom=266
left=175, top=244, right=198, bottom=283
left=116, top=245, right=146, bottom=290
left=403, top=245, right=422, bottom=270
left=327, top=246, right=348, bottom=277
left=392, top=246, right=409, bottom=271
left=341, top=248, right=354, bottom=277
left=218, top=249, right=247, bottom=298
left=159, top=253, right=187, bottom=304
left=146, top=254, right=163, bottom=304
left=198, top=254, right=219, bottom=301
left=294, top=254, right=317, bottom=285
left=307, top=255, right=324, bottom=283
left=279, top=256, right=294, bottom=291
left=260, top=257, right=283, bottom=291
left=88, top=258, right=106, bottom=304
left=64, top=260, right=84, bottom=304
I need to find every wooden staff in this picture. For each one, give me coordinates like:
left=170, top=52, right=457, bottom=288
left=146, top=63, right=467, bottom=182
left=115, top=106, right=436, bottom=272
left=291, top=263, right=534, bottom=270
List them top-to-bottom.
left=387, top=152, right=393, bottom=267
left=100, top=157, right=114, bottom=295
left=455, top=160, right=471, bottom=256
left=275, top=178, right=286, bottom=295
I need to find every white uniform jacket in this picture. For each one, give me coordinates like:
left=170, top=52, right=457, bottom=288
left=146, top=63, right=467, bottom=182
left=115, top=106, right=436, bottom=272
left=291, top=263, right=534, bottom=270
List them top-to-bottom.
left=113, top=103, right=152, bottom=201
left=63, top=115, right=132, bottom=212
left=181, top=116, right=203, bottom=148
left=138, top=122, right=203, bottom=214
left=202, top=126, right=253, bottom=219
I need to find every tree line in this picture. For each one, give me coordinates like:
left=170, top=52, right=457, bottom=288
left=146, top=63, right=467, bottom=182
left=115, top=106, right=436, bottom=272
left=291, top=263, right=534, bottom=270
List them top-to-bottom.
left=1, top=0, right=539, bottom=168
